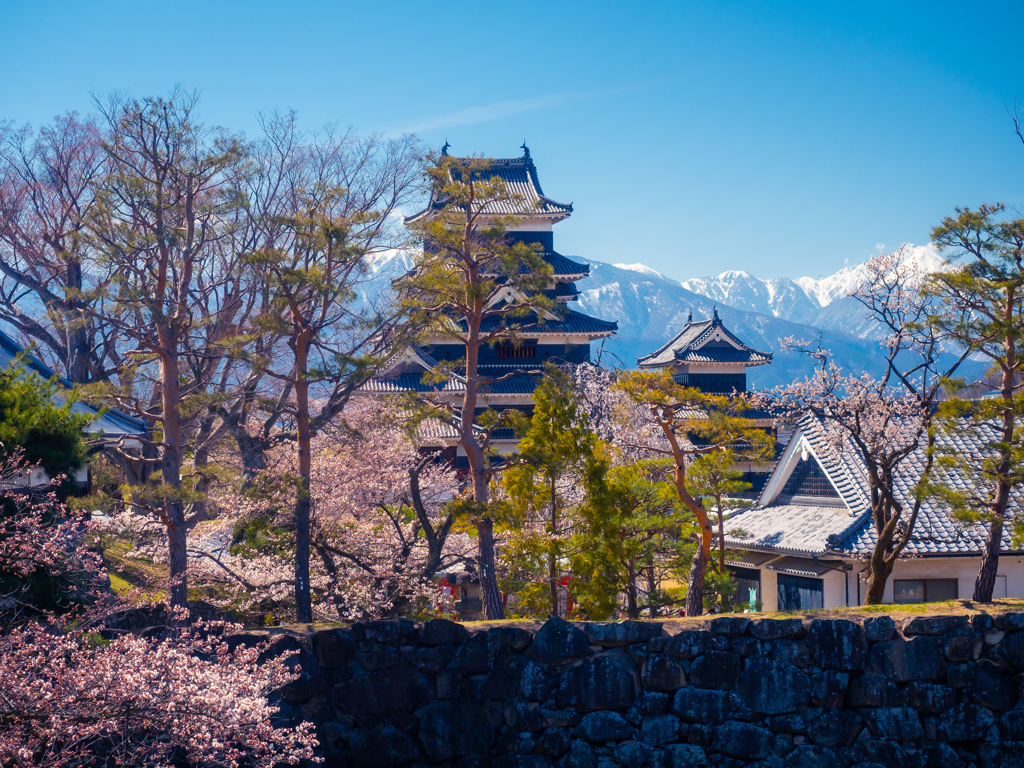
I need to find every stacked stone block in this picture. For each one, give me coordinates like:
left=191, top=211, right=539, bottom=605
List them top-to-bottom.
left=264, top=613, right=1024, bottom=767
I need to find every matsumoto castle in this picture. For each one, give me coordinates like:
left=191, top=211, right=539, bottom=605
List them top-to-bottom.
left=366, top=144, right=773, bottom=466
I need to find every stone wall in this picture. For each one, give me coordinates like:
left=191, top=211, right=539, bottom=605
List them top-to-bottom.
left=266, top=613, right=1024, bottom=768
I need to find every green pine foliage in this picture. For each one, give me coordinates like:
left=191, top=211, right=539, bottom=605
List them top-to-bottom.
left=0, top=358, right=91, bottom=480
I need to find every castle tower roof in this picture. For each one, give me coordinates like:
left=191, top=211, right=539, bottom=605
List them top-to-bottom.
left=406, top=146, right=573, bottom=223
left=637, top=310, right=772, bottom=368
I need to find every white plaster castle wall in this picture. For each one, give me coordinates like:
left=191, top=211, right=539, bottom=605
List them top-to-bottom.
left=847, top=555, right=1024, bottom=606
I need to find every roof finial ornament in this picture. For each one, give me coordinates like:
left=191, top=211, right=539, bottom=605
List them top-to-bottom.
left=441, top=140, right=450, bottom=156
left=521, top=140, right=530, bottom=159
left=713, top=305, right=719, bottom=321
left=687, top=308, right=693, bottom=323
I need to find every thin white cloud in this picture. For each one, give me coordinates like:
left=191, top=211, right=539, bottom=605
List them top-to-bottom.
left=390, top=83, right=653, bottom=136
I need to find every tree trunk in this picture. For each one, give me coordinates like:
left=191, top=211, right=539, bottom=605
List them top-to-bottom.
left=462, top=318, right=504, bottom=620
left=155, top=335, right=189, bottom=610
left=294, top=339, right=314, bottom=624
left=975, top=350, right=1015, bottom=602
left=549, top=477, right=558, bottom=617
left=715, top=494, right=726, bottom=572
left=974, top=514, right=1004, bottom=602
left=476, top=516, right=503, bottom=619
left=685, top=542, right=708, bottom=617
left=864, top=546, right=895, bottom=604
left=646, top=555, right=657, bottom=618
left=626, top=563, right=639, bottom=619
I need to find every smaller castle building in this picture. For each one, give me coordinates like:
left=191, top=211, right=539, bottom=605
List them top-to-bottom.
left=636, top=308, right=772, bottom=394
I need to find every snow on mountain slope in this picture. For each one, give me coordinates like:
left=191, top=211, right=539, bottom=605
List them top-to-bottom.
left=678, top=245, right=944, bottom=340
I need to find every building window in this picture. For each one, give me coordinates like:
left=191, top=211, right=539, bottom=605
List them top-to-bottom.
left=496, top=344, right=536, bottom=359
left=673, top=373, right=689, bottom=385
left=781, top=460, right=839, bottom=498
left=730, top=566, right=761, bottom=610
left=777, top=573, right=824, bottom=611
left=893, top=578, right=958, bottom=604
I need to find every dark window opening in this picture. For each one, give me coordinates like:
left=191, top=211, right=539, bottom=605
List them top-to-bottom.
left=496, top=344, right=536, bottom=359
left=782, top=459, right=839, bottom=498
left=730, top=566, right=761, bottom=609
left=777, top=573, right=824, bottom=611
left=893, top=578, right=958, bottom=604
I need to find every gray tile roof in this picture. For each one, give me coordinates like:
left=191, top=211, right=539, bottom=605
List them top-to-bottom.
left=406, top=153, right=573, bottom=221
left=637, top=311, right=772, bottom=368
left=0, top=329, right=147, bottom=437
left=727, top=414, right=1024, bottom=558
left=724, top=503, right=863, bottom=557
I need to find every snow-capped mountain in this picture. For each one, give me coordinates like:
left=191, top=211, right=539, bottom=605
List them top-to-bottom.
left=358, top=244, right=967, bottom=389
left=678, top=245, right=945, bottom=339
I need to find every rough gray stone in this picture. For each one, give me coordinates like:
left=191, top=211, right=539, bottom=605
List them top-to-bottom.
left=994, top=612, right=1024, bottom=631
left=902, top=615, right=968, bottom=636
left=707, top=616, right=749, bottom=635
left=863, top=616, right=896, bottom=643
left=417, top=618, right=469, bottom=646
left=533, top=618, right=591, bottom=665
left=748, top=618, right=804, bottom=640
left=354, top=619, right=417, bottom=645
left=808, top=619, right=867, bottom=671
left=580, top=621, right=664, bottom=647
left=488, top=626, right=534, bottom=651
left=312, top=628, right=356, bottom=668
left=941, top=629, right=983, bottom=662
left=662, top=630, right=714, bottom=659
left=1001, top=630, right=1024, bottom=673
left=458, top=631, right=514, bottom=675
left=869, top=636, right=946, bottom=682
left=769, top=639, right=811, bottom=668
left=356, top=641, right=401, bottom=671
left=689, top=650, right=741, bottom=690
left=557, top=654, right=637, bottom=712
left=642, top=654, right=686, bottom=691
left=739, top=658, right=810, bottom=715
left=521, top=661, right=562, bottom=702
left=947, top=663, right=973, bottom=689
left=331, top=664, right=431, bottom=717
left=970, top=664, right=1017, bottom=711
left=810, top=670, right=849, bottom=709
left=900, top=681, right=955, bottom=714
left=672, top=688, right=747, bottom=724
left=631, top=691, right=671, bottom=715
left=416, top=700, right=496, bottom=761
left=934, top=703, right=997, bottom=742
left=861, top=707, right=924, bottom=741
left=1000, top=709, right=1024, bottom=740
left=575, top=711, right=633, bottom=742
left=805, top=711, right=861, bottom=747
left=639, top=713, right=683, bottom=746
left=765, top=714, right=805, bottom=733
left=711, top=721, right=773, bottom=760
left=347, top=725, right=422, bottom=767
left=536, top=727, right=572, bottom=758
left=558, top=739, right=596, bottom=768
left=852, top=739, right=906, bottom=768
left=614, top=740, right=652, bottom=768
left=979, top=741, right=1024, bottom=768
left=912, top=742, right=964, bottom=768
left=662, top=743, right=708, bottom=767
left=784, top=745, right=846, bottom=768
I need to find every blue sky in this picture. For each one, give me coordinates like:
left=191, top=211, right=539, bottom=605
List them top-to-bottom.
left=2, top=0, right=1022, bottom=282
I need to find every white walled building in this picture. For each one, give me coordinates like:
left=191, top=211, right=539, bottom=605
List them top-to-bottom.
left=722, top=414, right=1024, bottom=611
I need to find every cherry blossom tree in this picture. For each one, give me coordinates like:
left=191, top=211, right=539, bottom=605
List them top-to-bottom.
left=761, top=248, right=967, bottom=604
left=181, top=399, right=468, bottom=621
left=0, top=450, right=319, bottom=767
left=0, top=622, right=319, bottom=767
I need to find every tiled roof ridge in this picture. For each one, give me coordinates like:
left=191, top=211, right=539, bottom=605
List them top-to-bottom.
left=637, top=319, right=714, bottom=363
